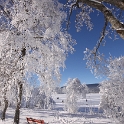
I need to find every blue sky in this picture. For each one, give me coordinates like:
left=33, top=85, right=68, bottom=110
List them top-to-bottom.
left=59, top=2, right=124, bottom=86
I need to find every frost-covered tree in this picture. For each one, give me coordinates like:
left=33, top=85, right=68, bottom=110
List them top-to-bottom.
left=0, top=0, right=75, bottom=123
left=1, top=0, right=124, bottom=74
left=1, top=0, right=123, bottom=122
left=2, top=0, right=124, bottom=38
left=64, top=0, right=124, bottom=76
left=66, top=0, right=124, bottom=38
left=1, top=1, right=124, bottom=63
left=0, top=32, right=21, bottom=120
left=100, top=56, right=124, bottom=124
left=65, top=78, right=88, bottom=113
left=21, top=85, right=55, bottom=109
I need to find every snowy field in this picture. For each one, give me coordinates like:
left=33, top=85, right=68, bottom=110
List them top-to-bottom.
left=0, top=93, right=113, bottom=124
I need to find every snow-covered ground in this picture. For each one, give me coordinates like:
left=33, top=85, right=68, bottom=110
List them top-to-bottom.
left=0, top=93, right=113, bottom=124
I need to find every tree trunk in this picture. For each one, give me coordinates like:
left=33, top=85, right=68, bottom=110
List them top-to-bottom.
left=14, top=83, right=23, bottom=124
left=1, top=84, right=8, bottom=120
left=1, top=98, right=8, bottom=120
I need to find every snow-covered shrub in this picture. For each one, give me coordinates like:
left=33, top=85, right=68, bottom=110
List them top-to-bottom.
left=100, top=56, right=124, bottom=124
left=65, top=78, right=88, bottom=113
left=21, top=86, right=55, bottom=109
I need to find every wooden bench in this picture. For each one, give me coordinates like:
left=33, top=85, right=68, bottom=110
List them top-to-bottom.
left=26, top=117, right=45, bottom=124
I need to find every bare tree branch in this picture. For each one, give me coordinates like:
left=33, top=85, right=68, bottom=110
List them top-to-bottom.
left=66, top=0, right=80, bottom=30
left=78, top=0, right=124, bottom=39
left=97, top=0, right=124, bottom=10
left=91, top=17, right=108, bottom=65
left=94, top=17, right=108, bottom=56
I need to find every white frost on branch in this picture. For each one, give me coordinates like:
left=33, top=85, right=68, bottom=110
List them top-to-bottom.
left=89, top=0, right=101, bottom=4
left=84, top=48, right=109, bottom=78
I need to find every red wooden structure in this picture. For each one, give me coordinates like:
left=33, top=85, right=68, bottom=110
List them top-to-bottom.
left=26, top=117, right=45, bottom=124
